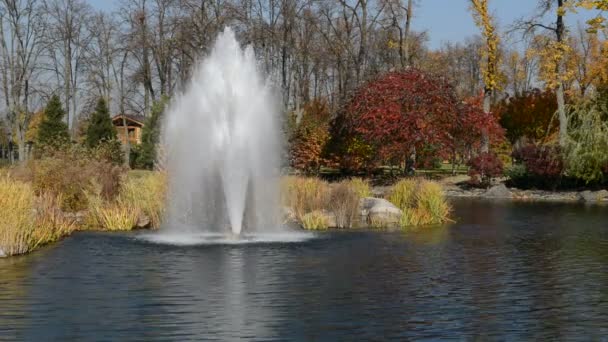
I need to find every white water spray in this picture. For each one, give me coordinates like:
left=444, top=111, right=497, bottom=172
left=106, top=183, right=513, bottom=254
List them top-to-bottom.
left=161, top=28, right=282, bottom=237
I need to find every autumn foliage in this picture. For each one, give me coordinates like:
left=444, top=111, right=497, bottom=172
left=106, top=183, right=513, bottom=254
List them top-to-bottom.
left=329, top=69, right=503, bottom=172
left=340, top=69, right=458, bottom=167
left=496, top=89, right=559, bottom=144
left=288, top=100, right=331, bottom=174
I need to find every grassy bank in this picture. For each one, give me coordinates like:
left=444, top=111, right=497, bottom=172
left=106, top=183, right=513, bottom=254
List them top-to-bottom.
left=0, top=163, right=167, bottom=257
left=280, top=176, right=452, bottom=230
left=0, top=177, right=75, bottom=256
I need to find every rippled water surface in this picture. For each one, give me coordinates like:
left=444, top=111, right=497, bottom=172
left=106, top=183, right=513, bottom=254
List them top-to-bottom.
left=1, top=199, right=607, bottom=341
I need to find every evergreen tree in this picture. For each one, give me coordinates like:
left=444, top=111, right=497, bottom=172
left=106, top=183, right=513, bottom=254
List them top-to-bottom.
left=37, top=95, right=70, bottom=147
left=134, top=96, right=168, bottom=169
left=86, top=98, right=117, bottom=148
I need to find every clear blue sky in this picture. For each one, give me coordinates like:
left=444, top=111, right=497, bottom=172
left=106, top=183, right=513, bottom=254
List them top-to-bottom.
left=88, top=0, right=599, bottom=49
left=413, top=0, right=599, bottom=49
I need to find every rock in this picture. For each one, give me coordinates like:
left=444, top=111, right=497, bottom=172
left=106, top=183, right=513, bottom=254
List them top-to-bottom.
left=484, top=184, right=512, bottom=198
left=578, top=190, right=608, bottom=203
left=597, top=190, right=608, bottom=202
left=360, top=197, right=402, bottom=227
left=281, top=206, right=297, bottom=223
left=136, top=213, right=151, bottom=228
left=0, top=248, right=5, bottom=258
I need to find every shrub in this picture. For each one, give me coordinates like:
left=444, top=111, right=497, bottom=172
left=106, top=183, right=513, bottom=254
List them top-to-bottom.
left=563, top=99, right=608, bottom=184
left=288, top=100, right=331, bottom=175
left=511, top=144, right=563, bottom=189
left=17, top=146, right=125, bottom=211
left=467, top=152, right=504, bottom=186
left=504, top=164, right=527, bottom=184
left=387, top=178, right=452, bottom=228
left=328, top=181, right=360, bottom=228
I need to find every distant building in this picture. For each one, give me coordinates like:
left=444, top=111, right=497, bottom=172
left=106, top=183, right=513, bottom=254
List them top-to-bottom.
left=112, top=114, right=145, bottom=145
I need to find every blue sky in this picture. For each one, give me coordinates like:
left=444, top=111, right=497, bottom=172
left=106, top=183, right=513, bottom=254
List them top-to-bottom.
left=88, top=0, right=599, bottom=49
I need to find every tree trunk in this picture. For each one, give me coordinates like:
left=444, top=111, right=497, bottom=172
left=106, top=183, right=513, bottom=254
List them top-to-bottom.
left=403, top=0, right=413, bottom=66
left=556, top=0, right=567, bottom=146
left=557, top=82, right=567, bottom=145
left=481, top=89, right=491, bottom=153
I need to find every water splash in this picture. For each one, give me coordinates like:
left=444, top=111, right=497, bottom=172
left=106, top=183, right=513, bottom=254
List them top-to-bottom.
left=162, top=28, right=282, bottom=237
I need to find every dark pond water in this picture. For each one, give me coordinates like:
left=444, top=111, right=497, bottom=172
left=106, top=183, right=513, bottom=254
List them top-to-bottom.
left=1, top=199, right=607, bottom=341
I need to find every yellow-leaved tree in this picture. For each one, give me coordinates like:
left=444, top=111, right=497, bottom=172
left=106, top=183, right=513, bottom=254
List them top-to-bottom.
left=469, top=0, right=501, bottom=153
left=569, top=0, right=608, bottom=32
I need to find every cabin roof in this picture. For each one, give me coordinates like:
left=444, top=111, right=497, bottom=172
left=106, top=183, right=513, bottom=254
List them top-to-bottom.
left=112, top=114, right=146, bottom=126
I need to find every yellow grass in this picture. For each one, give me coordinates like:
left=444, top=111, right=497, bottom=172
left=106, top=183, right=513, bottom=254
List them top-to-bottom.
left=86, top=171, right=167, bottom=231
left=121, top=171, right=167, bottom=228
left=280, top=176, right=330, bottom=221
left=0, top=177, right=74, bottom=256
left=345, top=177, right=372, bottom=198
left=387, top=178, right=452, bottom=228
left=301, top=210, right=330, bottom=230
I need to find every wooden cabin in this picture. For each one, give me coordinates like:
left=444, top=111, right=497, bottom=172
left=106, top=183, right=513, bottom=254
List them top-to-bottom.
left=112, top=114, right=145, bottom=145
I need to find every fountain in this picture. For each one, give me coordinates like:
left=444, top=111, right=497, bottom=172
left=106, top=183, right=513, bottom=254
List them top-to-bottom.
left=152, top=27, right=289, bottom=242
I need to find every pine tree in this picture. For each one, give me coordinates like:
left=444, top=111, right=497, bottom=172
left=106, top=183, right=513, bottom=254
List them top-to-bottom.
left=37, top=95, right=70, bottom=147
left=134, top=97, right=167, bottom=169
left=86, top=98, right=117, bottom=148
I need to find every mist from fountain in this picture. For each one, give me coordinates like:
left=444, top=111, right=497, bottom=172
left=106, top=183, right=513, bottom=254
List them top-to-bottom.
left=158, top=27, right=286, bottom=239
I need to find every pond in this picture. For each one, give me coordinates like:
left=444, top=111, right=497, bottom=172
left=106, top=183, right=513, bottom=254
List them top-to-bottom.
left=1, top=199, right=607, bottom=340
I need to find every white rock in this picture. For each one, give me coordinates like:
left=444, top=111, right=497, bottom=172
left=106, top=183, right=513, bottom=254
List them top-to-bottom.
left=360, top=197, right=402, bottom=227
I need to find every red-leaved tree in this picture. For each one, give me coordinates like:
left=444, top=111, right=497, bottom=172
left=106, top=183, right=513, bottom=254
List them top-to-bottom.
left=336, top=69, right=503, bottom=172
left=342, top=69, right=459, bottom=169
left=447, top=95, right=505, bottom=171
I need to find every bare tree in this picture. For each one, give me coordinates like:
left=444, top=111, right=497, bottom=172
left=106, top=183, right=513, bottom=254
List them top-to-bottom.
left=0, top=0, right=45, bottom=161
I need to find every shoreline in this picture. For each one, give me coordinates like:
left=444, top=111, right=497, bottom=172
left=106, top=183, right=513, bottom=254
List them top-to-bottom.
left=443, top=184, right=608, bottom=204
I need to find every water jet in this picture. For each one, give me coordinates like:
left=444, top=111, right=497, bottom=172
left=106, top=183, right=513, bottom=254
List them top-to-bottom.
left=160, top=28, right=284, bottom=239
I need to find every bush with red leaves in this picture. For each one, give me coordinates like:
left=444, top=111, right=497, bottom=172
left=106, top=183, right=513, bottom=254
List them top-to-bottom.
left=509, top=144, right=564, bottom=189
left=467, top=152, right=504, bottom=186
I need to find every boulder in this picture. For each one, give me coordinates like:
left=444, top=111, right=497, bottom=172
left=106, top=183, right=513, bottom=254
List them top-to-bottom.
left=484, top=184, right=512, bottom=198
left=578, top=190, right=608, bottom=203
left=597, top=190, right=608, bottom=202
left=360, top=197, right=402, bottom=227
left=281, top=206, right=297, bottom=223
left=136, top=213, right=151, bottom=228
left=0, top=248, right=5, bottom=258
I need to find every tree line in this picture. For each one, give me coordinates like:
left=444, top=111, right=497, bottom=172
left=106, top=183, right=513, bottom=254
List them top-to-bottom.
left=1, top=0, right=606, bottom=163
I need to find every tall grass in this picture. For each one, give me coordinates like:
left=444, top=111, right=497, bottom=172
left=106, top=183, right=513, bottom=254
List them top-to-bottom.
left=86, top=171, right=167, bottom=231
left=120, top=171, right=167, bottom=228
left=280, top=176, right=330, bottom=221
left=281, top=176, right=372, bottom=229
left=0, top=177, right=74, bottom=257
left=346, top=177, right=372, bottom=198
left=0, top=178, right=34, bottom=256
left=387, top=178, right=452, bottom=228
left=329, top=181, right=360, bottom=228
left=301, top=210, right=330, bottom=230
